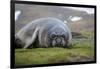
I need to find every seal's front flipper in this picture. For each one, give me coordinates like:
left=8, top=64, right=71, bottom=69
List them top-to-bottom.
left=23, top=28, right=39, bottom=49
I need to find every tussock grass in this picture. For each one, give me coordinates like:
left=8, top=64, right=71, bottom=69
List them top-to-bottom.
left=15, top=39, right=94, bottom=66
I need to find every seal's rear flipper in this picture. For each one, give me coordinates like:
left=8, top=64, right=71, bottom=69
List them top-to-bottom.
left=15, top=37, right=24, bottom=48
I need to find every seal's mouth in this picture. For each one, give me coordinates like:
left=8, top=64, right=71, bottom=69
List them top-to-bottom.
left=55, top=38, right=62, bottom=46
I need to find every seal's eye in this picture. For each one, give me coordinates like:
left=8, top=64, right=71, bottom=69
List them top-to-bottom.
left=50, top=32, right=56, bottom=38
left=51, top=34, right=56, bottom=38
left=61, top=34, right=65, bottom=38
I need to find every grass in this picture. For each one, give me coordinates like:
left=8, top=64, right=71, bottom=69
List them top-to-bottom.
left=15, top=39, right=94, bottom=66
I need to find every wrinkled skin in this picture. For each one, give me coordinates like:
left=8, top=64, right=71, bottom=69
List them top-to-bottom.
left=15, top=17, right=72, bottom=48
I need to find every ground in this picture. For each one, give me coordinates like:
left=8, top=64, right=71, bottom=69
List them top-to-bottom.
left=15, top=37, right=94, bottom=66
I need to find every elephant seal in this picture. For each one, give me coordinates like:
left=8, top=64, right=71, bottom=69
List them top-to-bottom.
left=15, top=17, right=72, bottom=48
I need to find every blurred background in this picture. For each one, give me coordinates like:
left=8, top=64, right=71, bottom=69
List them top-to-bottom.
left=15, top=4, right=94, bottom=34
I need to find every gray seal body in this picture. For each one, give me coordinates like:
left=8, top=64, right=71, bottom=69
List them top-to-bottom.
left=15, top=17, right=72, bottom=48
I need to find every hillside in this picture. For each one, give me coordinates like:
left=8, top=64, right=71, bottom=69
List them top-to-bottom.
left=15, top=4, right=94, bottom=34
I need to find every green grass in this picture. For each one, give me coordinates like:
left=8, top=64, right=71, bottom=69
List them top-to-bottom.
left=15, top=39, right=94, bottom=66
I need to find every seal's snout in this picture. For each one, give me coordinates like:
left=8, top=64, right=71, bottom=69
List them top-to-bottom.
left=56, top=38, right=62, bottom=44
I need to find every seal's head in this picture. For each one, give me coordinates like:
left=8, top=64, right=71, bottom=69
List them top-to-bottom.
left=49, top=26, right=68, bottom=47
